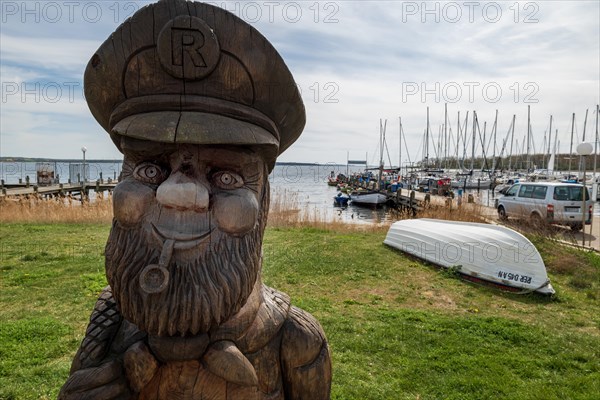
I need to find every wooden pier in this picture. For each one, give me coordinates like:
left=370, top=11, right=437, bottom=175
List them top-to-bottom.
left=0, top=180, right=118, bottom=199
left=384, top=188, right=454, bottom=211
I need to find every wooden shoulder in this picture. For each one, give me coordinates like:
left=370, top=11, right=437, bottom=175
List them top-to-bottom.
left=281, top=306, right=332, bottom=400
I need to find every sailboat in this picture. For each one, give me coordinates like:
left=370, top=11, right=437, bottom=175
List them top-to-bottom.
left=350, top=120, right=388, bottom=206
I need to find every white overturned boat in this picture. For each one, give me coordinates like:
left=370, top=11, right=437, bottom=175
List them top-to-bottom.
left=349, top=191, right=387, bottom=205
left=384, top=219, right=555, bottom=294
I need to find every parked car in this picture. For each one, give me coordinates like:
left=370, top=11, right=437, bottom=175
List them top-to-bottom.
left=496, top=182, right=593, bottom=231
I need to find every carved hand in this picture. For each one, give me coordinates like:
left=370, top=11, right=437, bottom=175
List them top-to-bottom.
left=58, top=360, right=132, bottom=400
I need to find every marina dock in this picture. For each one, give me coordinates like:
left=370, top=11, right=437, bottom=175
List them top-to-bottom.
left=0, top=180, right=118, bottom=200
left=383, top=187, right=470, bottom=211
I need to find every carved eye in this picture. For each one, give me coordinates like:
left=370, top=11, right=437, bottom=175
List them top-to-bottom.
left=134, top=162, right=167, bottom=184
left=212, top=171, right=243, bottom=189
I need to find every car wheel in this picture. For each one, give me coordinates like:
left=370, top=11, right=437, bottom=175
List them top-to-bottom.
left=498, top=206, right=508, bottom=221
left=530, top=212, right=544, bottom=227
left=570, top=223, right=583, bottom=232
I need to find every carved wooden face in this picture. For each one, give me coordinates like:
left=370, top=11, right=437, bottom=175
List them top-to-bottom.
left=105, top=138, right=269, bottom=336
left=113, top=139, right=267, bottom=260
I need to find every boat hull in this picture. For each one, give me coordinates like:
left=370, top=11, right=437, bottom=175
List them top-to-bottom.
left=451, top=179, right=492, bottom=189
left=349, top=192, right=387, bottom=205
left=383, top=218, right=554, bottom=294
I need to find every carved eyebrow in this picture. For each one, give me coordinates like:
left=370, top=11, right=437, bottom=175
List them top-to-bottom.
left=121, top=139, right=175, bottom=159
left=207, top=160, right=262, bottom=175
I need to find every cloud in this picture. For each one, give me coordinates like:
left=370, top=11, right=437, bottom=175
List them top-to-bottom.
left=0, top=0, right=598, bottom=164
left=1, top=34, right=97, bottom=77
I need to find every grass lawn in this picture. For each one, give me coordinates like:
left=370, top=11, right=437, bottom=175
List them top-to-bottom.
left=0, top=223, right=599, bottom=399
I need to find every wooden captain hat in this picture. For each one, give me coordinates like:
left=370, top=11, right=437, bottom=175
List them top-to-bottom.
left=84, top=0, right=305, bottom=169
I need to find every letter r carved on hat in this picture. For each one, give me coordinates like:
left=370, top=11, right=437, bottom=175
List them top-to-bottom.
left=157, top=15, right=220, bottom=80
left=172, top=28, right=207, bottom=67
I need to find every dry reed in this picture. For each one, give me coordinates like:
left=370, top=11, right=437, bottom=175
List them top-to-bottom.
left=0, top=194, right=113, bottom=224
left=418, top=201, right=491, bottom=223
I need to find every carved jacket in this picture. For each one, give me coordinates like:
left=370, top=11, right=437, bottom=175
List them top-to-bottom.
left=59, top=284, right=331, bottom=399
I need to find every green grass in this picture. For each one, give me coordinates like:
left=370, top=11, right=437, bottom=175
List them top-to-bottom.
left=1, top=223, right=599, bottom=399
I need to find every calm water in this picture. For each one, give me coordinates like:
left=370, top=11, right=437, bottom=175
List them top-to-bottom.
left=268, top=163, right=397, bottom=224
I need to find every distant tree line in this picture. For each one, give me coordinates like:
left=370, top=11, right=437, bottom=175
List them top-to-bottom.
left=418, top=153, right=600, bottom=172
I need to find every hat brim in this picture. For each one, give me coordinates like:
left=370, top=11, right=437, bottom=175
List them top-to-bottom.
left=112, top=111, right=279, bottom=149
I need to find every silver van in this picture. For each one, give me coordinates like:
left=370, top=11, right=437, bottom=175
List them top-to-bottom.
left=496, top=182, right=593, bottom=231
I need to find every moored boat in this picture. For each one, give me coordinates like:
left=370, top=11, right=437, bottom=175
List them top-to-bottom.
left=326, top=177, right=339, bottom=186
left=450, top=177, right=492, bottom=189
left=349, top=191, right=387, bottom=205
left=333, top=193, right=350, bottom=207
left=383, top=218, right=555, bottom=294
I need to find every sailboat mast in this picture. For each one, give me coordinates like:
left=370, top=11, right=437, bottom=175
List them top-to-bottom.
left=444, top=103, right=448, bottom=169
left=526, top=105, right=531, bottom=172
left=594, top=105, right=599, bottom=180
left=426, top=106, right=430, bottom=169
left=582, top=109, right=589, bottom=141
left=492, top=110, right=498, bottom=174
left=456, top=111, right=461, bottom=169
left=463, top=111, right=469, bottom=169
left=471, top=111, right=476, bottom=172
left=568, top=113, right=575, bottom=178
left=508, top=114, right=516, bottom=171
left=546, top=115, right=553, bottom=168
left=548, top=115, right=556, bottom=154
left=399, top=117, right=402, bottom=175
left=377, top=119, right=387, bottom=190
left=378, top=119, right=383, bottom=190
left=482, top=121, right=487, bottom=171
left=437, top=125, right=443, bottom=169
left=549, top=127, right=558, bottom=175
left=422, top=129, right=427, bottom=165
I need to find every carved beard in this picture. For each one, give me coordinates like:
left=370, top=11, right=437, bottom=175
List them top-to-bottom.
left=105, top=185, right=269, bottom=337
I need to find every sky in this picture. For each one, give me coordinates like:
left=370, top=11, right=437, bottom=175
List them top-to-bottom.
left=1, top=0, right=599, bottom=167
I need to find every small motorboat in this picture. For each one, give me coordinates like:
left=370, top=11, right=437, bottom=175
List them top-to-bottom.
left=326, top=177, right=339, bottom=186
left=349, top=191, right=387, bottom=206
left=333, top=193, right=350, bottom=207
left=383, top=218, right=555, bottom=294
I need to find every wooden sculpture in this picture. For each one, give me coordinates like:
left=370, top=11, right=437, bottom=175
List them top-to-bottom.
left=59, top=1, right=331, bottom=398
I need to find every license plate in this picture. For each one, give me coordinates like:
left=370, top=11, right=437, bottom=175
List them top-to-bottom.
left=565, top=207, right=580, bottom=212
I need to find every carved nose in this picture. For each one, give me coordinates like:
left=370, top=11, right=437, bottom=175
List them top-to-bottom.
left=156, top=173, right=209, bottom=211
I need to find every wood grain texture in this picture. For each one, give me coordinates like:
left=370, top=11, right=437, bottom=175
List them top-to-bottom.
left=62, top=285, right=331, bottom=399
left=281, top=307, right=333, bottom=400
left=148, top=333, right=209, bottom=362
left=203, top=340, right=258, bottom=386
left=124, top=342, right=159, bottom=392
